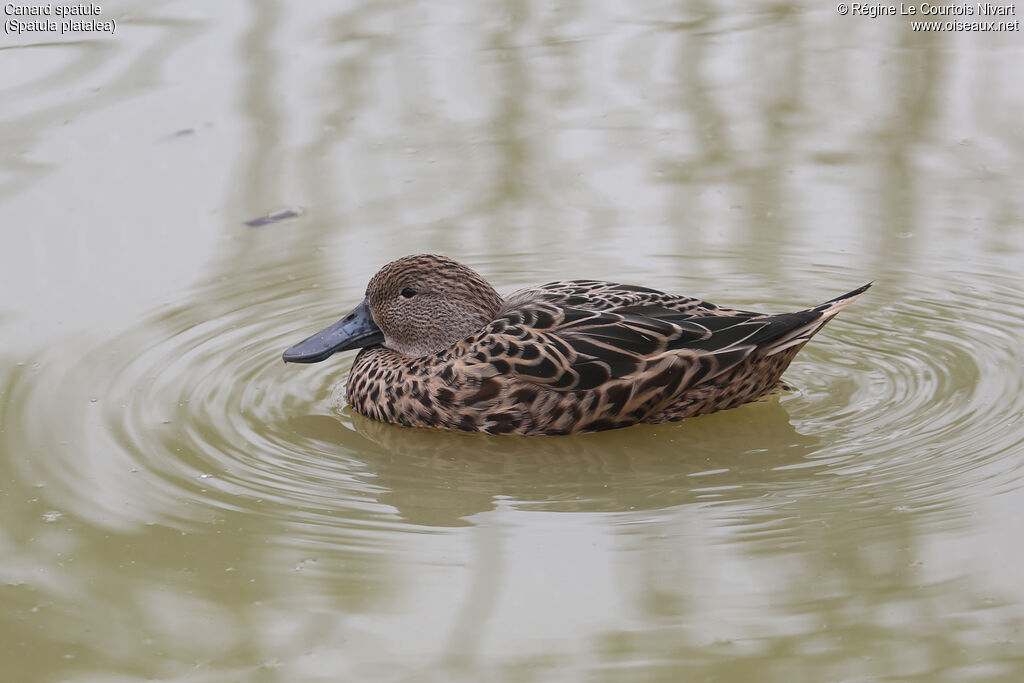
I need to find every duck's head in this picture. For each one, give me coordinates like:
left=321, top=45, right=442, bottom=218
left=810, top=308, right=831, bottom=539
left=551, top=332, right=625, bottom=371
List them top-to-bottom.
left=283, top=254, right=503, bottom=362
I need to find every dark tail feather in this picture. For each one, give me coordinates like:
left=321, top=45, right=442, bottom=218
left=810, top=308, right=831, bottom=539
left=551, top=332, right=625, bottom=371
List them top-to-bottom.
left=765, top=282, right=872, bottom=356
left=818, top=282, right=873, bottom=309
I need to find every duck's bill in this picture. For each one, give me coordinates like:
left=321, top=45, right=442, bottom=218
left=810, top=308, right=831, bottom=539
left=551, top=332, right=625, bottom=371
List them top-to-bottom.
left=282, top=297, right=385, bottom=363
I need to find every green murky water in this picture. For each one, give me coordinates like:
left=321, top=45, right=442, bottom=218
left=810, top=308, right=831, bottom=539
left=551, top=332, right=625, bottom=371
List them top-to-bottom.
left=3, top=2, right=1024, bottom=680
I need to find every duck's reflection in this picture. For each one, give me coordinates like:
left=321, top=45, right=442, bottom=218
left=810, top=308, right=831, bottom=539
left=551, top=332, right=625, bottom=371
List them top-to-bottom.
left=291, top=397, right=822, bottom=527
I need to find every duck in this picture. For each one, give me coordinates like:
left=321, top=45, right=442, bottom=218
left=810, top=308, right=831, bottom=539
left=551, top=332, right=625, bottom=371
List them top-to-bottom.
left=283, top=254, right=870, bottom=436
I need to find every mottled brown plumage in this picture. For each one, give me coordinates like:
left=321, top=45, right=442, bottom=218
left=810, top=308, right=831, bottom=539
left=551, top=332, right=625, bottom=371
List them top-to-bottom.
left=284, top=255, right=870, bottom=435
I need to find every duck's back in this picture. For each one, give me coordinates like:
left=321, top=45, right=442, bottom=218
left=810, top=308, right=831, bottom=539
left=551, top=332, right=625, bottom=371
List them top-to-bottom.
left=502, top=280, right=751, bottom=318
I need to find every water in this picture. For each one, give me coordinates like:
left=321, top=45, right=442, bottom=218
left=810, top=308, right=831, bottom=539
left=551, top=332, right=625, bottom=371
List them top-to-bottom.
left=3, top=1, right=1024, bottom=681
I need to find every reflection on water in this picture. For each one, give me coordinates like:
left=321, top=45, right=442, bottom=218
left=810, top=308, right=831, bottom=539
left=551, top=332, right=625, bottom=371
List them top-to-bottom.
left=2, top=0, right=1024, bottom=680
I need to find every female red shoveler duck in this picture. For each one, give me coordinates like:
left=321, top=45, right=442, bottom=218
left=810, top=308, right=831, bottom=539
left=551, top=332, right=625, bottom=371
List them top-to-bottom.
left=283, top=255, right=869, bottom=436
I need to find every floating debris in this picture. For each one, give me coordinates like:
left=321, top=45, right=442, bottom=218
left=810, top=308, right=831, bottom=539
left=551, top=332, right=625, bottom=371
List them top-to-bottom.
left=160, top=128, right=195, bottom=142
left=244, top=207, right=304, bottom=227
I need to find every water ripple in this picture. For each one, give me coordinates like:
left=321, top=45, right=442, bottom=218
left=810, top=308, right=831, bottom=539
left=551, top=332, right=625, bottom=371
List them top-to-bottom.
left=5, top=262, right=1022, bottom=533
left=779, top=266, right=1024, bottom=518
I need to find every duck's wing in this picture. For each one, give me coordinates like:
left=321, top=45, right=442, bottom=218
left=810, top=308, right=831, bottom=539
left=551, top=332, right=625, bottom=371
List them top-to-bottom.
left=502, top=280, right=749, bottom=317
left=470, top=283, right=870, bottom=393
left=465, top=302, right=758, bottom=392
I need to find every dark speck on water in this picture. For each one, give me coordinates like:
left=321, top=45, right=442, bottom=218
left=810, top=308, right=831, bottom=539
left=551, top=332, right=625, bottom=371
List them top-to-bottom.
left=160, top=128, right=195, bottom=141
left=244, top=208, right=304, bottom=227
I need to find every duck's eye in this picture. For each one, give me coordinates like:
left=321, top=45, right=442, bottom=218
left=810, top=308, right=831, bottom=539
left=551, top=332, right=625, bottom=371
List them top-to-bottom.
left=400, top=287, right=417, bottom=299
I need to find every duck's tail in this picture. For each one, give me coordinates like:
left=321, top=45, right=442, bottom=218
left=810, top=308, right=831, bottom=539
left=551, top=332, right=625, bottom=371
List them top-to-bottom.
left=764, top=282, right=872, bottom=356
left=818, top=282, right=874, bottom=311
